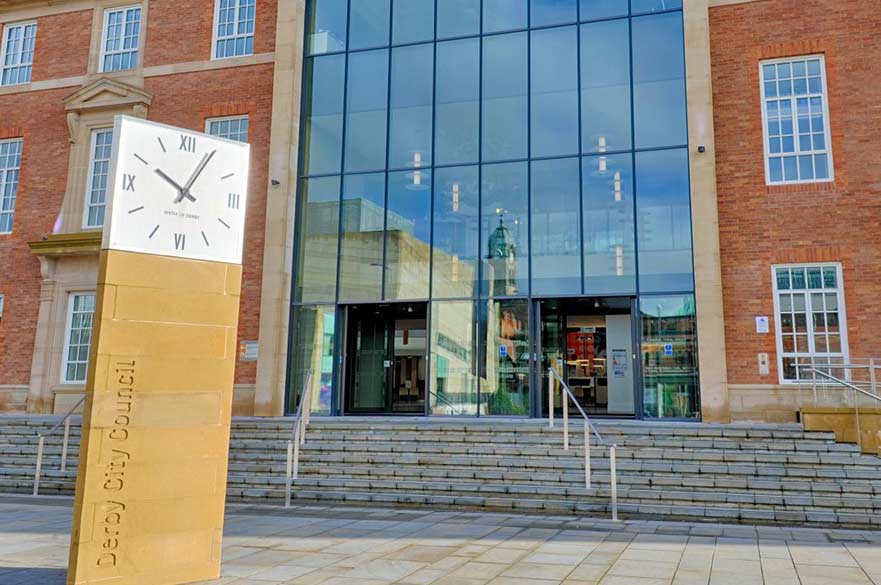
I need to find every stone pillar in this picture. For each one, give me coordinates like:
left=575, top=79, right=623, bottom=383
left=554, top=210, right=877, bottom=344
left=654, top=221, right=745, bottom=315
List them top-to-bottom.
left=26, top=256, right=58, bottom=414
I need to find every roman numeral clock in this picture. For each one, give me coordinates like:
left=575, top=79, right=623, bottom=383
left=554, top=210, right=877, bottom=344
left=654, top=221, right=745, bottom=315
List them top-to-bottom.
left=104, top=115, right=250, bottom=263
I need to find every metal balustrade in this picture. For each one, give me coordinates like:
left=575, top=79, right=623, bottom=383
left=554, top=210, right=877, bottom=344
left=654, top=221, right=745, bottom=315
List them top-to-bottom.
left=807, top=364, right=881, bottom=453
left=548, top=368, right=618, bottom=521
left=285, top=370, right=314, bottom=508
left=33, top=394, right=86, bottom=496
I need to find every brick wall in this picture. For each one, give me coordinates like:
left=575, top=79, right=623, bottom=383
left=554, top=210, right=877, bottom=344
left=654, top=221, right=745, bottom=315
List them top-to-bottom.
left=710, top=0, right=881, bottom=386
left=30, top=10, right=92, bottom=81
left=0, top=90, right=72, bottom=385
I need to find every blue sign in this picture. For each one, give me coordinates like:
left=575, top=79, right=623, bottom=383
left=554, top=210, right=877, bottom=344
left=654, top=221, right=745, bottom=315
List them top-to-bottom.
left=664, top=343, right=673, bottom=356
left=499, top=344, right=508, bottom=358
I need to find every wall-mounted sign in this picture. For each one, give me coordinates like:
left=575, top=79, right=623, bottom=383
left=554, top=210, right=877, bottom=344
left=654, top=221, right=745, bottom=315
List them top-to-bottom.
left=756, top=316, right=770, bottom=334
left=239, top=340, right=258, bottom=361
left=664, top=343, right=673, bottom=356
left=499, top=344, right=508, bottom=358
left=612, top=349, right=627, bottom=378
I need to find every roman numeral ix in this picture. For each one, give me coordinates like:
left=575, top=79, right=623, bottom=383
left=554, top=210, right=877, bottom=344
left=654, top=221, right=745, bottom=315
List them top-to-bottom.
left=179, top=135, right=196, bottom=152
left=123, top=173, right=136, bottom=192
left=228, top=192, right=241, bottom=209
left=174, top=233, right=186, bottom=251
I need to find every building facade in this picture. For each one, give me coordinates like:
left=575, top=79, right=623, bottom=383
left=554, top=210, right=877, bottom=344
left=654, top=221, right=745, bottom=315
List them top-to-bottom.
left=0, top=0, right=875, bottom=424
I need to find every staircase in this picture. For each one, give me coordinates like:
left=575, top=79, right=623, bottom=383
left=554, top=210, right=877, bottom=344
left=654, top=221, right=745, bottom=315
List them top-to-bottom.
left=2, top=416, right=880, bottom=528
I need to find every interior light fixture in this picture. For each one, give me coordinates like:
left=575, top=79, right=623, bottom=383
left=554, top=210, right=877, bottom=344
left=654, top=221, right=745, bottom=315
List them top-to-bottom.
left=598, top=135, right=607, bottom=153
left=406, top=151, right=429, bottom=190
left=598, top=156, right=608, bottom=174
left=614, top=171, right=622, bottom=202
left=452, top=182, right=460, bottom=212
left=616, top=245, right=625, bottom=276
left=452, top=255, right=460, bottom=282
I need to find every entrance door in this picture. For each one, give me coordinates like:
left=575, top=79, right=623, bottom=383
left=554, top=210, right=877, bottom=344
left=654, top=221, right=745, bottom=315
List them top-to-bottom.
left=538, top=298, right=637, bottom=418
left=343, top=303, right=427, bottom=414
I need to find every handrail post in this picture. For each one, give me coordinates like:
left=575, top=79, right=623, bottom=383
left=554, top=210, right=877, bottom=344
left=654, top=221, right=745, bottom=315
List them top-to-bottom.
left=548, top=368, right=554, bottom=428
left=853, top=386, right=862, bottom=452
left=563, top=387, right=569, bottom=451
left=60, top=418, right=71, bottom=472
left=584, top=422, right=590, bottom=489
left=292, top=430, right=301, bottom=480
left=33, top=436, right=44, bottom=497
left=284, top=440, right=293, bottom=508
left=610, top=444, right=618, bottom=521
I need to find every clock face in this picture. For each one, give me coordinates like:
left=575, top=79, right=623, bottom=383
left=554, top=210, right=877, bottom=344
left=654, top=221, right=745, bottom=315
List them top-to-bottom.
left=103, top=115, right=250, bottom=264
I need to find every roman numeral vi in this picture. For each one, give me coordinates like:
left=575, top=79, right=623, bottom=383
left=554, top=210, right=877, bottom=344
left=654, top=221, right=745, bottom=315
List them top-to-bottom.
left=174, top=233, right=186, bottom=251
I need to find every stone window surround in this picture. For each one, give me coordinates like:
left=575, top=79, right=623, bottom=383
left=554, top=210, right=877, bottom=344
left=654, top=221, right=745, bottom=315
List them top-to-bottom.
left=86, top=0, right=149, bottom=79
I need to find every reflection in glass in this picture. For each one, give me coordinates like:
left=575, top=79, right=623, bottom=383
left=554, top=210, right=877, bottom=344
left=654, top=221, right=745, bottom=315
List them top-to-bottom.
left=306, top=0, right=346, bottom=55
left=349, top=0, right=390, bottom=49
left=392, top=0, right=434, bottom=44
left=437, top=0, right=479, bottom=38
left=483, top=0, right=527, bottom=33
left=531, top=0, right=577, bottom=27
left=580, top=0, right=628, bottom=20
left=632, top=0, right=682, bottom=14
left=633, top=12, right=687, bottom=148
left=581, top=19, right=631, bottom=153
left=531, top=26, right=578, bottom=157
left=482, top=33, right=528, bottom=162
left=436, top=39, right=480, bottom=165
left=389, top=44, right=433, bottom=169
left=345, top=49, right=388, bottom=172
left=302, top=55, right=345, bottom=175
left=636, top=149, right=693, bottom=293
left=583, top=154, right=636, bottom=294
left=531, top=158, right=581, bottom=295
left=482, top=163, right=529, bottom=297
left=433, top=166, right=479, bottom=299
left=385, top=170, right=431, bottom=300
left=338, top=173, right=385, bottom=301
left=295, top=177, right=340, bottom=302
left=640, top=294, right=699, bottom=419
left=479, top=299, right=530, bottom=415
left=430, top=301, right=477, bottom=415
left=289, top=305, right=336, bottom=415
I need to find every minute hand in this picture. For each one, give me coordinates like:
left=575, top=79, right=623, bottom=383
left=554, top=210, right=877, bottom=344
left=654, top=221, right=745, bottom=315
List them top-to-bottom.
left=177, top=149, right=217, bottom=203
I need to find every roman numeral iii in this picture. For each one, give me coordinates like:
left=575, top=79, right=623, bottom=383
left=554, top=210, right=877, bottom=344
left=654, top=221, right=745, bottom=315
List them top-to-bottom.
left=179, top=135, right=196, bottom=152
left=123, top=174, right=136, bottom=192
left=228, top=193, right=241, bottom=209
left=174, top=233, right=186, bottom=251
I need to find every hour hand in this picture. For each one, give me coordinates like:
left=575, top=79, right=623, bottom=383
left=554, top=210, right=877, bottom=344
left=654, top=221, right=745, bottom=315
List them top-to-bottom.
left=155, top=168, right=184, bottom=193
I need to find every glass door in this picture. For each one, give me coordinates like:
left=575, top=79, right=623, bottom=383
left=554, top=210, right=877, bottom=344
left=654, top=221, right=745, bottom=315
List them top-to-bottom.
left=344, top=305, right=393, bottom=413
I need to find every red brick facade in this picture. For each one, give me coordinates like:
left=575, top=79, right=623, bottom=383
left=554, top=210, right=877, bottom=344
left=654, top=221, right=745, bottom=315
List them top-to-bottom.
left=710, top=0, right=881, bottom=386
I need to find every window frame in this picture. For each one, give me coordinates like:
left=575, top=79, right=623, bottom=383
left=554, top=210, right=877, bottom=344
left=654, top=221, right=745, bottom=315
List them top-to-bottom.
left=211, top=0, right=256, bottom=60
left=99, top=4, right=142, bottom=73
left=0, top=20, right=37, bottom=86
left=759, top=54, right=834, bottom=186
left=205, top=114, right=250, bottom=143
left=83, top=128, right=113, bottom=229
left=0, top=137, right=23, bottom=235
left=771, top=262, right=849, bottom=385
left=61, top=291, right=96, bottom=385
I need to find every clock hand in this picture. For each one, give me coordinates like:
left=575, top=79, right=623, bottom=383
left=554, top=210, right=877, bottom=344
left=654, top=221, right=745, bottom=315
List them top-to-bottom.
left=177, top=149, right=217, bottom=203
left=154, top=168, right=185, bottom=196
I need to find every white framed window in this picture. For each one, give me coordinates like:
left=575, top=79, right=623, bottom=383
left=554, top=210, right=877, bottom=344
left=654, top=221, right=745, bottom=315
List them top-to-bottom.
left=212, top=0, right=255, bottom=59
left=100, top=5, right=141, bottom=73
left=1, top=21, right=37, bottom=86
left=760, top=55, right=833, bottom=185
left=206, top=115, right=249, bottom=143
left=84, top=129, right=113, bottom=228
left=0, top=138, right=22, bottom=234
left=772, top=263, right=848, bottom=383
left=61, top=292, right=96, bottom=384
left=0, top=294, right=5, bottom=320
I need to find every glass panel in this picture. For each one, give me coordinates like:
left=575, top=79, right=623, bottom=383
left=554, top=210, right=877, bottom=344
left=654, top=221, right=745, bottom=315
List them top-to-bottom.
left=306, top=0, right=346, bottom=54
left=349, top=0, right=390, bottom=49
left=392, top=0, right=434, bottom=44
left=437, top=0, right=480, bottom=38
left=483, top=0, right=527, bottom=33
left=531, top=0, right=577, bottom=27
left=580, top=0, right=628, bottom=20
left=631, top=0, right=682, bottom=13
left=632, top=12, right=687, bottom=149
left=581, top=19, right=631, bottom=153
left=530, top=26, right=578, bottom=158
left=482, top=32, right=528, bottom=162
left=436, top=38, right=480, bottom=165
left=389, top=43, right=434, bottom=169
left=345, top=49, right=388, bottom=172
left=302, top=55, right=345, bottom=175
left=636, top=148, right=693, bottom=293
left=583, top=153, right=636, bottom=294
left=531, top=158, right=581, bottom=295
left=482, top=162, right=529, bottom=297
left=433, top=166, right=479, bottom=299
left=385, top=170, right=431, bottom=300
left=338, top=173, right=385, bottom=301
left=295, top=177, right=340, bottom=302
left=640, top=294, right=699, bottom=419
left=479, top=299, right=531, bottom=415
left=430, top=301, right=477, bottom=415
left=288, top=305, right=335, bottom=415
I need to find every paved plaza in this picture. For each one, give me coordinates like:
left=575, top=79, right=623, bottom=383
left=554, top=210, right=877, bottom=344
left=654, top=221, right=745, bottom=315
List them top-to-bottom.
left=1, top=497, right=881, bottom=585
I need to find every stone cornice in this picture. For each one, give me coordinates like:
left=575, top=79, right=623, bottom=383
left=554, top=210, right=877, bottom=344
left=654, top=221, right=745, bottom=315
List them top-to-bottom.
left=29, top=231, right=102, bottom=257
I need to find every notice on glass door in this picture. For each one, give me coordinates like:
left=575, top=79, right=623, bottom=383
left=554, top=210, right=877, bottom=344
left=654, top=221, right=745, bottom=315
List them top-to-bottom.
left=612, top=349, right=628, bottom=378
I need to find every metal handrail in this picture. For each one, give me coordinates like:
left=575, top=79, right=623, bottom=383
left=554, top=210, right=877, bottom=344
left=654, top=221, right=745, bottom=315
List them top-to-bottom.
left=809, top=367, right=881, bottom=452
left=548, top=368, right=618, bottom=521
left=284, top=370, right=314, bottom=508
left=429, top=390, right=463, bottom=416
left=33, top=394, right=86, bottom=496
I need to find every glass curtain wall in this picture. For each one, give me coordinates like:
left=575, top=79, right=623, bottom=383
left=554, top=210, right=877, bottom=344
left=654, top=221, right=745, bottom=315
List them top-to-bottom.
left=291, top=0, right=697, bottom=418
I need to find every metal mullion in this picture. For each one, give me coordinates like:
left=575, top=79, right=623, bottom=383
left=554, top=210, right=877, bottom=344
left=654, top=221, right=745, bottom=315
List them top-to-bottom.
left=381, top=0, right=393, bottom=301
left=425, top=0, right=438, bottom=417
left=476, top=0, right=484, bottom=415
left=525, top=0, right=535, bottom=416
left=576, top=17, right=585, bottom=296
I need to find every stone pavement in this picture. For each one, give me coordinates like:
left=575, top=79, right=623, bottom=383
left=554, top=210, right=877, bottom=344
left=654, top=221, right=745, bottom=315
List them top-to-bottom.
left=1, top=496, right=881, bottom=585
